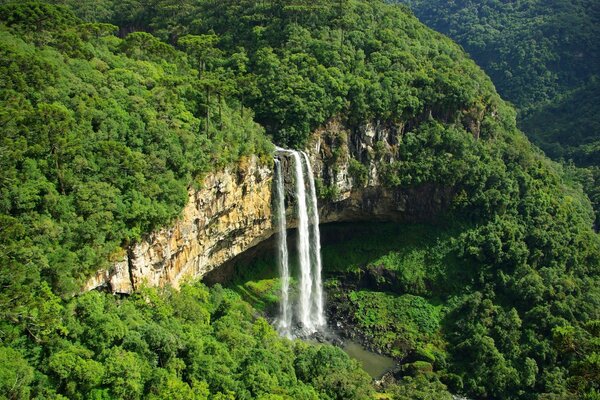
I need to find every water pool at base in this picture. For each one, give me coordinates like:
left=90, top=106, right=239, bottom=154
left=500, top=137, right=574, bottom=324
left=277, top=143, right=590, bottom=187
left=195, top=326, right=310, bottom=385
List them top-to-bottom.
left=342, top=340, right=396, bottom=379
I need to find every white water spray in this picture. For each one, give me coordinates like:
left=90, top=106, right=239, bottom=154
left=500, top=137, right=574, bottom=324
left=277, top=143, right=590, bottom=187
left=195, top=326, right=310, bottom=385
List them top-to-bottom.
left=273, top=148, right=326, bottom=336
left=274, top=159, right=292, bottom=337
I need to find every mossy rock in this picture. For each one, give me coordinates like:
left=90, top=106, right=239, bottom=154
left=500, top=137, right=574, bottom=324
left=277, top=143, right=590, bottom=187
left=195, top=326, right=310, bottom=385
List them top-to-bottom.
left=413, top=347, right=436, bottom=363
left=403, top=361, right=434, bottom=376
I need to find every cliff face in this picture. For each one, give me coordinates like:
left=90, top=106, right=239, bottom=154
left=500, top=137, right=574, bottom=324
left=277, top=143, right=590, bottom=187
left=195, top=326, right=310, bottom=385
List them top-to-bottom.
left=307, top=118, right=453, bottom=225
left=86, top=120, right=453, bottom=293
left=84, top=156, right=273, bottom=293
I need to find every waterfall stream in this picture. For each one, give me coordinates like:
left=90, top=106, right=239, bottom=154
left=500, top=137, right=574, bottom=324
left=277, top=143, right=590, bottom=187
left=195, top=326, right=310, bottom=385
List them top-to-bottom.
left=274, top=149, right=326, bottom=336
left=291, top=151, right=313, bottom=331
left=303, top=152, right=325, bottom=329
left=274, top=159, right=292, bottom=337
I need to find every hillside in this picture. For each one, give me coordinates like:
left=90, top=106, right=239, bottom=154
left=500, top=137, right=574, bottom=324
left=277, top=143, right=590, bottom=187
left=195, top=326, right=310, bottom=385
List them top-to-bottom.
left=394, top=0, right=600, bottom=226
left=396, top=0, right=600, bottom=111
left=0, top=1, right=599, bottom=399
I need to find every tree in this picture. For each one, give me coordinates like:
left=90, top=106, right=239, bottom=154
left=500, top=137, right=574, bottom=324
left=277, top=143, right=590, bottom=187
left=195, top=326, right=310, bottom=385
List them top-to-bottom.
left=178, top=34, right=222, bottom=78
left=0, top=347, right=34, bottom=400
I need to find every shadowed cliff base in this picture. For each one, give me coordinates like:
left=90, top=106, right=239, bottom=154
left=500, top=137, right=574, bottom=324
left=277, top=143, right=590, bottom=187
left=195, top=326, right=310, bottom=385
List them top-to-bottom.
left=202, top=221, right=461, bottom=303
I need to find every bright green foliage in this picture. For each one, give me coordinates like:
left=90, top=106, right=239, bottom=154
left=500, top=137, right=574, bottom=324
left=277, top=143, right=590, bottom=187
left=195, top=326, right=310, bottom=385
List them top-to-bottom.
left=46, top=0, right=503, bottom=148
left=193, top=0, right=500, bottom=148
left=0, top=1, right=271, bottom=303
left=0, top=1, right=599, bottom=400
left=348, top=158, right=368, bottom=187
left=565, top=164, right=600, bottom=229
left=237, top=207, right=599, bottom=399
left=328, top=216, right=599, bottom=398
left=368, top=251, right=428, bottom=295
left=0, top=283, right=372, bottom=399
left=347, top=291, right=443, bottom=359
left=294, top=342, right=374, bottom=400
left=0, top=347, right=34, bottom=400
left=388, top=375, right=453, bottom=400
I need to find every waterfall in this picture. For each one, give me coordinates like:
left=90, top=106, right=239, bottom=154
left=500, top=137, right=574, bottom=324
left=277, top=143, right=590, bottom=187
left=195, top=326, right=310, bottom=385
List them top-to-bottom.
left=273, top=148, right=326, bottom=336
left=291, top=151, right=314, bottom=331
left=302, top=152, right=325, bottom=328
left=274, top=159, right=292, bottom=337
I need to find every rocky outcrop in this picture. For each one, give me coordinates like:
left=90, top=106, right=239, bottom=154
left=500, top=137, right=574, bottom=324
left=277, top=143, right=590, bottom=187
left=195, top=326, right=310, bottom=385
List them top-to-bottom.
left=307, top=118, right=452, bottom=224
left=85, top=119, right=453, bottom=293
left=84, top=156, right=273, bottom=293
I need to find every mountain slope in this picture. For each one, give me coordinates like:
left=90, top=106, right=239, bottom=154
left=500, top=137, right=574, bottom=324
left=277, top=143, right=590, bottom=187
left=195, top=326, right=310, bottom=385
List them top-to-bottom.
left=393, top=0, right=600, bottom=227
left=395, top=0, right=600, bottom=111
left=0, top=1, right=599, bottom=399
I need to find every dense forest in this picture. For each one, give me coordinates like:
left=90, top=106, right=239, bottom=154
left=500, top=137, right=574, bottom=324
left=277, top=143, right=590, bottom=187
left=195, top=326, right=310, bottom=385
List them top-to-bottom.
left=0, top=0, right=599, bottom=399
left=395, top=0, right=600, bottom=226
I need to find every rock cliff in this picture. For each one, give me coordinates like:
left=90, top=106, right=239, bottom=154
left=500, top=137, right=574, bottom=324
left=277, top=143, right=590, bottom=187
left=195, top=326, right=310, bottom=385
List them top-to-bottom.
left=307, top=118, right=452, bottom=225
left=85, top=119, right=453, bottom=293
left=84, top=156, right=273, bottom=293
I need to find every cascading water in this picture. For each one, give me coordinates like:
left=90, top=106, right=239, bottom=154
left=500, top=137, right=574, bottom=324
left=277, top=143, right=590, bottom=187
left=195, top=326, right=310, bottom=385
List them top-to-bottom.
left=273, top=148, right=326, bottom=336
left=291, top=151, right=314, bottom=332
left=302, top=152, right=325, bottom=328
left=274, top=159, right=292, bottom=338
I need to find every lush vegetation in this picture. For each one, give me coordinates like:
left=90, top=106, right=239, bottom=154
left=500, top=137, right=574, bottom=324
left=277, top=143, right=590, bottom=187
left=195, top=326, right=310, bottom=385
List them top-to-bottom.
left=0, top=0, right=599, bottom=399
left=44, top=0, right=507, bottom=148
left=394, top=0, right=600, bottom=225
left=395, top=0, right=600, bottom=111
left=0, top=2, right=272, bottom=298
left=521, top=78, right=600, bottom=167
left=522, top=78, right=600, bottom=226
left=354, top=108, right=600, bottom=398
left=235, top=216, right=600, bottom=399
left=0, top=281, right=374, bottom=399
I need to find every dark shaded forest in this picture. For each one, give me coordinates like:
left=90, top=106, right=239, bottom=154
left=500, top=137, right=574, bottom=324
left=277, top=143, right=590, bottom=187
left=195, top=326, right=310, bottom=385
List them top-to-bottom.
left=395, top=0, right=600, bottom=226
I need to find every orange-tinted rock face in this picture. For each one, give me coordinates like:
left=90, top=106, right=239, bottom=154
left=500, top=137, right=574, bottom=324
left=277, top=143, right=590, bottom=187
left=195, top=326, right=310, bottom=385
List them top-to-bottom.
left=84, top=156, right=273, bottom=293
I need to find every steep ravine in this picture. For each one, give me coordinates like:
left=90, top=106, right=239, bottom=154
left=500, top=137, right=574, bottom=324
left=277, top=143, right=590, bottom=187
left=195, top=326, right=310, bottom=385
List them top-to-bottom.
left=85, top=119, right=454, bottom=293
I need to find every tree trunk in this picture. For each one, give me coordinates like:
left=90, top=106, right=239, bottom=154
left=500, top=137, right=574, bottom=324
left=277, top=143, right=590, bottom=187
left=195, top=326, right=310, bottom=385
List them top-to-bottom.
left=206, top=87, right=210, bottom=135
left=218, top=92, right=222, bottom=130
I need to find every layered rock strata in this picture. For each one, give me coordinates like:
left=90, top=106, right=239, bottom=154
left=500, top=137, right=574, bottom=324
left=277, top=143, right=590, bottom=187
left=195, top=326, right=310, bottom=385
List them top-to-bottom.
left=84, top=156, right=273, bottom=293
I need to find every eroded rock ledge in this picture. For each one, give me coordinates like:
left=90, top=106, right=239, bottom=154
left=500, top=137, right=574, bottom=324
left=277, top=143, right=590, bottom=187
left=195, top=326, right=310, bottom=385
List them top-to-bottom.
left=85, top=119, right=453, bottom=293
left=84, top=156, right=273, bottom=293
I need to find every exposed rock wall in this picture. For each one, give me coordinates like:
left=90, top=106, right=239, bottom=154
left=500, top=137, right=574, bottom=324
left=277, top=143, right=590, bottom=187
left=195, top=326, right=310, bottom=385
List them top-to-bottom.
left=308, top=118, right=452, bottom=224
left=85, top=120, right=453, bottom=293
left=84, top=156, right=273, bottom=293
